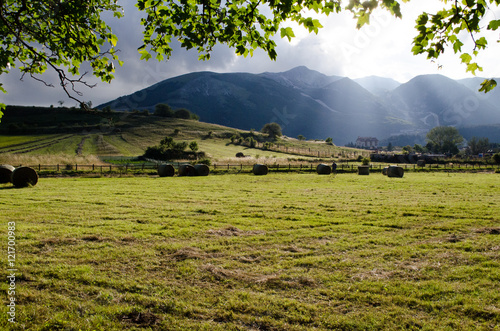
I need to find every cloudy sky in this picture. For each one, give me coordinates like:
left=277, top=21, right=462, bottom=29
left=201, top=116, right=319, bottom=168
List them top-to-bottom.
left=1, top=0, right=500, bottom=107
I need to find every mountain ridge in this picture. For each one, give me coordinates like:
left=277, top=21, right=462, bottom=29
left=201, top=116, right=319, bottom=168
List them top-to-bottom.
left=100, top=66, right=500, bottom=145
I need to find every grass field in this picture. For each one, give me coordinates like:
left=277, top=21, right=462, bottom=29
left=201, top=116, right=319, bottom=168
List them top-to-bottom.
left=0, top=115, right=365, bottom=166
left=1, top=173, right=499, bottom=330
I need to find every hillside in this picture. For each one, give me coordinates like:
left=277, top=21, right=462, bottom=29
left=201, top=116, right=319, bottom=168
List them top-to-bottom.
left=99, top=67, right=500, bottom=145
left=0, top=106, right=364, bottom=164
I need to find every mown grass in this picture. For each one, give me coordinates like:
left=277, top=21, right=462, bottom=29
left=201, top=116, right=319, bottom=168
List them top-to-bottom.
left=1, top=173, right=499, bottom=330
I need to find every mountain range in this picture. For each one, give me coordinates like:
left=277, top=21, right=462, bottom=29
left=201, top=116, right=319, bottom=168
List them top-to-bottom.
left=99, top=66, right=500, bottom=145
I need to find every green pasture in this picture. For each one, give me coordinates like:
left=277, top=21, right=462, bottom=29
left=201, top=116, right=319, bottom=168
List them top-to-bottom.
left=0, top=116, right=360, bottom=162
left=1, top=173, right=499, bottom=330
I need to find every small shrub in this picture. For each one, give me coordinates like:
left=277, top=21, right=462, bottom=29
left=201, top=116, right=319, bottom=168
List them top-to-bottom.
left=230, top=134, right=239, bottom=144
left=189, top=141, right=199, bottom=152
left=263, top=142, right=274, bottom=150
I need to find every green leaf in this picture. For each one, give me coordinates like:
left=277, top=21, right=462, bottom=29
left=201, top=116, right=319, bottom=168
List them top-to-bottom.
left=356, top=12, right=370, bottom=28
left=488, top=20, right=500, bottom=31
left=280, top=27, right=295, bottom=42
left=109, top=34, right=118, bottom=47
left=452, top=39, right=463, bottom=53
left=138, top=48, right=152, bottom=61
left=460, top=53, right=472, bottom=64
left=466, top=62, right=482, bottom=75
left=479, top=79, right=497, bottom=93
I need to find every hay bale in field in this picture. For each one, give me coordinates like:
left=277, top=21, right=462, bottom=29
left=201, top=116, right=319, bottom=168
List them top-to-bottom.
left=417, top=159, right=426, bottom=167
left=316, top=163, right=331, bottom=175
left=158, top=164, right=175, bottom=177
left=178, top=164, right=197, bottom=176
left=194, top=164, right=210, bottom=176
left=253, top=164, right=268, bottom=176
left=0, top=165, right=15, bottom=184
left=358, top=165, right=370, bottom=175
left=387, top=165, right=404, bottom=178
left=11, top=166, right=38, bottom=187
left=382, top=167, right=388, bottom=176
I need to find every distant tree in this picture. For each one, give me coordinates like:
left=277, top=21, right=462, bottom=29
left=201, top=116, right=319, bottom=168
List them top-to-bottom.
left=155, top=104, right=174, bottom=117
left=174, top=108, right=192, bottom=119
left=261, top=122, right=282, bottom=139
left=426, top=126, right=464, bottom=154
left=297, top=135, right=306, bottom=141
left=144, top=136, right=193, bottom=160
left=160, top=136, right=174, bottom=147
left=467, top=136, right=490, bottom=155
left=245, top=137, right=256, bottom=148
left=325, top=137, right=333, bottom=145
left=173, top=141, right=188, bottom=152
left=189, top=141, right=199, bottom=152
left=263, top=142, right=274, bottom=150
left=387, top=142, right=394, bottom=152
left=425, top=142, right=438, bottom=154
left=414, top=144, right=425, bottom=153
left=402, top=145, right=413, bottom=154
left=493, top=153, right=500, bottom=164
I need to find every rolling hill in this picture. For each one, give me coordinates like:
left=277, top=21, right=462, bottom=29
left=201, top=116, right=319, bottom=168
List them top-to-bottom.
left=0, top=106, right=363, bottom=164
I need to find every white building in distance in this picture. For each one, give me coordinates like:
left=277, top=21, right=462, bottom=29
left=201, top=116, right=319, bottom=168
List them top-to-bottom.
left=356, top=137, right=378, bottom=149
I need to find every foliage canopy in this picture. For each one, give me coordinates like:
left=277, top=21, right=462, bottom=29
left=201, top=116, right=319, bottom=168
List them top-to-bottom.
left=1, top=0, right=499, bottom=122
left=261, top=122, right=283, bottom=139
left=426, top=126, right=464, bottom=154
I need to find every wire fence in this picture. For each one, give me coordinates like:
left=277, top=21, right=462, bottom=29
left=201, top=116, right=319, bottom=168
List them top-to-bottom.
left=16, top=162, right=500, bottom=176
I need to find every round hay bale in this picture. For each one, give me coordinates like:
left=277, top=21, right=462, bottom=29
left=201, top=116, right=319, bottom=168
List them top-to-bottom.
left=235, top=152, right=245, bottom=158
left=417, top=159, right=426, bottom=167
left=316, top=163, right=332, bottom=175
left=158, top=164, right=175, bottom=177
left=178, top=164, right=197, bottom=177
left=194, top=164, right=210, bottom=176
left=252, top=164, right=268, bottom=176
left=0, top=165, right=15, bottom=184
left=358, top=165, right=370, bottom=175
left=11, top=166, right=38, bottom=187
left=387, top=166, right=404, bottom=178
left=382, top=167, right=389, bottom=176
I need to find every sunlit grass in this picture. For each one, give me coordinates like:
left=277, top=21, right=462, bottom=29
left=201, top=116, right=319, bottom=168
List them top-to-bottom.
left=0, top=153, right=106, bottom=166
left=0, top=173, right=499, bottom=330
